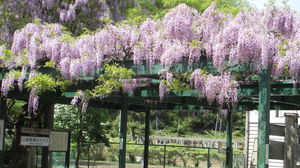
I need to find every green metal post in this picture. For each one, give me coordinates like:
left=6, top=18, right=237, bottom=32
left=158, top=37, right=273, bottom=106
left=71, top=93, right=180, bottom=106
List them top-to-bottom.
left=258, top=68, right=271, bottom=168
left=292, top=80, right=299, bottom=95
left=0, top=98, right=6, bottom=168
left=119, top=98, right=128, bottom=168
left=41, top=103, right=54, bottom=168
left=143, top=107, right=150, bottom=168
left=226, top=108, right=233, bottom=168
left=65, top=131, right=71, bottom=168
left=88, top=143, right=90, bottom=168
left=163, top=145, right=166, bottom=168
left=207, top=148, right=210, bottom=168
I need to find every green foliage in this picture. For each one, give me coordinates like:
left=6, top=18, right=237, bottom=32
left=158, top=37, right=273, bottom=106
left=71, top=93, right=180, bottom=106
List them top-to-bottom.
left=123, top=0, right=251, bottom=24
left=123, top=0, right=166, bottom=24
left=161, top=0, right=212, bottom=12
left=215, top=0, right=250, bottom=15
left=266, top=0, right=277, bottom=7
left=123, top=8, right=148, bottom=25
left=101, top=16, right=113, bottom=25
left=33, top=18, right=42, bottom=24
left=58, top=33, right=75, bottom=43
left=188, top=40, right=203, bottom=49
left=278, top=40, right=289, bottom=57
left=0, top=48, right=15, bottom=66
left=2, top=48, right=12, bottom=60
left=20, top=52, right=29, bottom=66
left=44, top=61, right=56, bottom=68
left=90, top=64, right=135, bottom=98
left=5, top=70, right=21, bottom=79
left=25, top=73, right=71, bottom=95
left=25, top=74, right=57, bottom=94
left=165, top=77, right=191, bottom=92
left=58, top=80, right=72, bottom=93
left=7, top=99, right=26, bottom=122
left=54, top=104, right=110, bottom=145
left=151, top=109, right=245, bottom=140
left=109, top=111, right=147, bottom=141
left=232, top=111, right=246, bottom=137
left=109, top=113, right=121, bottom=138
left=99, top=143, right=238, bottom=167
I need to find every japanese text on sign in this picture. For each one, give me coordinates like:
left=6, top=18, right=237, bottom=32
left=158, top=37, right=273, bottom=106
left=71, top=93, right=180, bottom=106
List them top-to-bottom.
left=20, top=136, right=49, bottom=146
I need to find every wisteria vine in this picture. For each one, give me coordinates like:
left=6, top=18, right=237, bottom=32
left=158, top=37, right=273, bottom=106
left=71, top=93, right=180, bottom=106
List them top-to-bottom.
left=1, top=2, right=300, bottom=113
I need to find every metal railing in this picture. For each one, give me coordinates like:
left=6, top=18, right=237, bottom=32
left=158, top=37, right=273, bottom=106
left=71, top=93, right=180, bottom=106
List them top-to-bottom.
left=36, top=142, right=245, bottom=168
left=83, top=142, right=243, bottom=168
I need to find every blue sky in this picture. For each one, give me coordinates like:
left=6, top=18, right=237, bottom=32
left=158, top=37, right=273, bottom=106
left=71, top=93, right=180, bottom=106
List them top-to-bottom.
left=249, top=0, right=300, bottom=11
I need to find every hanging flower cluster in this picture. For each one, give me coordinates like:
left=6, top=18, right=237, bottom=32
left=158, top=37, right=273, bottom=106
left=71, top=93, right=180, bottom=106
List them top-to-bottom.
left=191, top=70, right=239, bottom=105
left=1, top=72, right=17, bottom=97
left=28, top=88, right=39, bottom=115
left=71, top=90, right=89, bottom=112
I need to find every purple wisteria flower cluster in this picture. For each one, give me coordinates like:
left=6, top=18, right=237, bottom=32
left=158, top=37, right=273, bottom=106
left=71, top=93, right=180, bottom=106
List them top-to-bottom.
left=71, top=91, right=89, bottom=112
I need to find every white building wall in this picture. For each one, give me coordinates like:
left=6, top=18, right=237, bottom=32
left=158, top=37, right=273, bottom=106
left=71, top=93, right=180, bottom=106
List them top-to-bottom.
left=246, top=110, right=300, bottom=168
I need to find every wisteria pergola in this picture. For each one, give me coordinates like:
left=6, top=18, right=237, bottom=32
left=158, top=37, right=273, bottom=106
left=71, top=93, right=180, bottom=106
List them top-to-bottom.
left=2, top=1, right=300, bottom=168
left=0, top=62, right=300, bottom=168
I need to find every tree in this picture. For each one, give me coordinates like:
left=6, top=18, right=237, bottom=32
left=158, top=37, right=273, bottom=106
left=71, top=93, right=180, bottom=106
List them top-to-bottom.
left=124, top=0, right=251, bottom=24
left=54, top=104, right=109, bottom=168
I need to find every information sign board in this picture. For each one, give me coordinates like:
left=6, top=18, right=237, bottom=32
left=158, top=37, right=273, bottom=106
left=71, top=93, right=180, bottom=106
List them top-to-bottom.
left=49, top=131, right=69, bottom=152
left=20, top=136, right=49, bottom=147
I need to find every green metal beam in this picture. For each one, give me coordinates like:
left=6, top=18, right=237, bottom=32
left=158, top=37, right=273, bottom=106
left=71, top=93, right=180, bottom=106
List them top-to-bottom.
left=257, top=68, right=271, bottom=168
left=63, top=81, right=300, bottom=98
left=7, top=88, right=300, bottom=111
left=119, top=97, right=128, bottom=168
left=41, top=103, right=55, bottom=168
left=225, top=107, right=233, bottom=168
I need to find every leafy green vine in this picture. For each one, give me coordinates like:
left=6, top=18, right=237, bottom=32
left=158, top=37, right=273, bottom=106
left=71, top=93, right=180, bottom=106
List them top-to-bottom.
left=89, top=64, right=135, bottom=98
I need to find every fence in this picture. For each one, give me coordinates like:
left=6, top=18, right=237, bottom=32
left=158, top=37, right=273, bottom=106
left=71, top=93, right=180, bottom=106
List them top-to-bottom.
left=137, top=136, right=244, bottom=150
left=35, top=142, right=244, bottom=168
left=58, top=142, right=244, bottom=168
